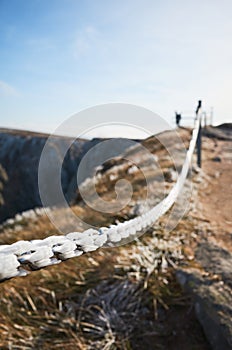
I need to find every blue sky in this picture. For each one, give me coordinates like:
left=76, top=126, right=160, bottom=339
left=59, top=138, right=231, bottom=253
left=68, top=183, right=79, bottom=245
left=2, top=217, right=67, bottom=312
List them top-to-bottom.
left=0, top=0, right=232, bottom=136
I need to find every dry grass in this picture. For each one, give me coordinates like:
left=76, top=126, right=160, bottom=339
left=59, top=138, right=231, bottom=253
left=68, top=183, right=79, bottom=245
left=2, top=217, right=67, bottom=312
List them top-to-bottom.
left=0, top=128, right=210, bottom=349
left=0, top=213, right=209, bottom=349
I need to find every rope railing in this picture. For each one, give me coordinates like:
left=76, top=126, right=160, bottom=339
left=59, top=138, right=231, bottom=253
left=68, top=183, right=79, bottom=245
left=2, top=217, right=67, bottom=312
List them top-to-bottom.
left=0, top=116, right=201, bottom=282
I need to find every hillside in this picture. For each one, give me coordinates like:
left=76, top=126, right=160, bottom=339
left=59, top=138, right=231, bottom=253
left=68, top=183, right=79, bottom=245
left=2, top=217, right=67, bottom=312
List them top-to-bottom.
left=0, top=125, right=231, bottom=349
left=0, top=129, right=109, bottom=223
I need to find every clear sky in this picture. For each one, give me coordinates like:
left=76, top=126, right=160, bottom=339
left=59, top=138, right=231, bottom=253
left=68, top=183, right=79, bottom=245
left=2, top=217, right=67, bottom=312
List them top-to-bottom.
left=0, top=0, right=231, bottom=136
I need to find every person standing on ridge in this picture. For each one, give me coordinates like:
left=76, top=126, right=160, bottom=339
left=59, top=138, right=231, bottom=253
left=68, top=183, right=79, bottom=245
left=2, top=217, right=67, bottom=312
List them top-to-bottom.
left=175, top=112, right=181, bottom=127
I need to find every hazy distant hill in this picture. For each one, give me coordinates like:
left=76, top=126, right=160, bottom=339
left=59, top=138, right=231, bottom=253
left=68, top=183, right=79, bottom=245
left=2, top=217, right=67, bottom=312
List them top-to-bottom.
left=0, top=128, right=103, bottom=223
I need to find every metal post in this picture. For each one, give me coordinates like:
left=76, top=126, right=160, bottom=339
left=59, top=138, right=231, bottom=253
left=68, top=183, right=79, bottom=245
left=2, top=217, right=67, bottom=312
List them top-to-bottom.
left=195, top=100, right=202, bottom=168
left=210, top=107, right=213, bottom=125
left=204, top=112, right=207, bottom=127
left=197, top=117, right=202, bottom=167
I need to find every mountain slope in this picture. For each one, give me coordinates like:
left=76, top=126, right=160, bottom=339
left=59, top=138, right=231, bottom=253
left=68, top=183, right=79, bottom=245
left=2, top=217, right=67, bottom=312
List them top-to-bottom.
left=0, top=129, right=105, bottom=223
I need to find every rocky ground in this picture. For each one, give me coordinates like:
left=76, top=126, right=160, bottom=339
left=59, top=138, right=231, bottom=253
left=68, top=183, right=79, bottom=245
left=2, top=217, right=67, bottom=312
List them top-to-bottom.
left=0, top=125, right=231, bottom=349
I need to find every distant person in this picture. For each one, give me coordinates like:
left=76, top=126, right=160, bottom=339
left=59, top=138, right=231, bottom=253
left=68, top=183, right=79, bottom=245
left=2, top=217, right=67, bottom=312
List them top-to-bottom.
left=196, top=100, right=202, bottom=115
left=175, top=112, right=181, bottom=127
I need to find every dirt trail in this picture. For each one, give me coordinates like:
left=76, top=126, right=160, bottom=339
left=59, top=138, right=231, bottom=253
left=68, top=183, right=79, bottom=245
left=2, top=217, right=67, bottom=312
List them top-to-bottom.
left=178, top=129, right=232, bottom=350
left=199, top=136, right=232, bottom=247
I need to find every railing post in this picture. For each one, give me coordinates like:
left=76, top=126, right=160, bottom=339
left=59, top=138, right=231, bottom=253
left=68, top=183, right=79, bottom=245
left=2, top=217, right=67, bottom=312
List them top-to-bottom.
left=195, top=100, right=202, bottom=168
left=197, top=115, right=202, bottom=167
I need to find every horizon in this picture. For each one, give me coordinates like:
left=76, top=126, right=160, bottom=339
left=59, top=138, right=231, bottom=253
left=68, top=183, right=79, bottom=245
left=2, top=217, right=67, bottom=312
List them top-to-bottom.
left=0, top=120, right=230, bottom=141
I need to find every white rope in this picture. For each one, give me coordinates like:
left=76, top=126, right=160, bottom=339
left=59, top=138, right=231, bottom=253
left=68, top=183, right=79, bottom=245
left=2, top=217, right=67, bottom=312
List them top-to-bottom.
left=0, top=117, right=201, bottom=282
